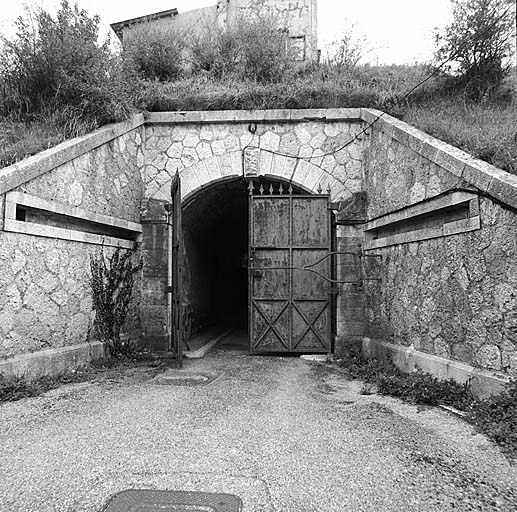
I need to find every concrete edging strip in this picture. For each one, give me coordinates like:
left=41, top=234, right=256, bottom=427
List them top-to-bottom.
left=145, top=108, right=363, bottom=125
left=184, top=329, right=232, bottom=359
left=362, top=337, right=509, bottom=400
left=0, top=341, right=106, bottom=381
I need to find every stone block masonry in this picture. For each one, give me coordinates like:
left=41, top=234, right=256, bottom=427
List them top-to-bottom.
left=0, top=107, right=516, bottom=385
left=142, top=110, right=365, bottom=203
left=362, top=110, right=517, bottom=378
left=0, top=123, right=145, bottom=364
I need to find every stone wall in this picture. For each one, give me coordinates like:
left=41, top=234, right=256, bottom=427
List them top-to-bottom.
left=2, top=107, right=516, bottom=381
left=362, top=110, right=517, bottom=376
left=142, top=111, right=364, bottom=202
left=0, top=123, right=145, bottom=360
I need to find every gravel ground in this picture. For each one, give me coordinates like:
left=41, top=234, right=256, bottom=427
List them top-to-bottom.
left=0, top=330, right=516, bottom=512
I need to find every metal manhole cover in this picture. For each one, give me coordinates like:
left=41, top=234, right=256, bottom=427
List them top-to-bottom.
left=153, top=372, right=216, bottom=386
left=103, top=490, right=243, bottom=511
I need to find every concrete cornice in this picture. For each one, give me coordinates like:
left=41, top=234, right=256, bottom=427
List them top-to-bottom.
left=144, top=108, right=363, bottom=124
left=361, top=108, right=517, bottom=210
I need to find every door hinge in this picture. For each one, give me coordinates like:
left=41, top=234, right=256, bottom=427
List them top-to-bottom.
left=165, top=285, right=173, bottom=294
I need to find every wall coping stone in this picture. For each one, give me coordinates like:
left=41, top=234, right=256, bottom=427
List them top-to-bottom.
left=144, top=108, right=363, bottom=124
left=361, top=108, right=517, bottom=210
left=0, top=114, right=145, bottom=195
left=362, top=337, right=509, bottom=400
left=0, top=341, right=106, bottom=381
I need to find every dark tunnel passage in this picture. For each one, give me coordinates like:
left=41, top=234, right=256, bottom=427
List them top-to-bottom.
left=182, top=177, right=307, bottom=342
left=182, top=178, right=249, bottom=339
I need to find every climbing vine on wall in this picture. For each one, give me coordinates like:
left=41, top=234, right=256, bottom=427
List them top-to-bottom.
left=88, top=244, right=143, bottom=357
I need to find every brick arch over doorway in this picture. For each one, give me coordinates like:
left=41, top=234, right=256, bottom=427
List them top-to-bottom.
left=179, top=150, right=347, bottom=202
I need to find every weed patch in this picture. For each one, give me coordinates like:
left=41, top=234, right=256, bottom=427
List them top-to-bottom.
left=0, top=354, right=172, bottom=403
left=339, top=355, right=517, bottom=461
left=0, top=369, right=91, bottom=403
left=467, top=380, right=517, bottom=460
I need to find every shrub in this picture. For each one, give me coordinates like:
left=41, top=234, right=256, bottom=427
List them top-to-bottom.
left=434, top=0, right=516, bottom=100
left=0, top=1, right=135, bottom=131
left=187, top=15, right=292, bottom=83
left=234, top=16, right=292, bottom=83
left=123, top=22, right=186, bottom=81
left=188, top=23, right=240, bottom=78
left=324, top=23, right=372, bottom=72
left=89, top=245, right=143, bottom=358
left=339, top=354, right=517, bottom=459
left=339, top=354, right=473, bottom=409
left=0, top=370, right=91, bottom=402
left=377, top=370, right=473, bottom=409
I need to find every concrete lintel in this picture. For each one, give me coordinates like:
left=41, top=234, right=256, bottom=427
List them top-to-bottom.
left=145, top=108, right=363, bottom=125
left=0, top=115, right=145, bottom=195
left=362, top=337, right=509, bottom=400
left=0, top=341, right=106, bottom=382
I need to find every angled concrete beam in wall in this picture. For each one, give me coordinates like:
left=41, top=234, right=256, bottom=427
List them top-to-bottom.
left=363, top=190, right=481, bottom=250
left=4, top=191, right=142, bottom=248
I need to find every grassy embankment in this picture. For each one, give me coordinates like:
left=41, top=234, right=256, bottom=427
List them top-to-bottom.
left=1, top=64, right=515, bottom=175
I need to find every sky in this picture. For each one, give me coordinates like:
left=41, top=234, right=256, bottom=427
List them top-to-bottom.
left=0, top=0, right=454, bottom=64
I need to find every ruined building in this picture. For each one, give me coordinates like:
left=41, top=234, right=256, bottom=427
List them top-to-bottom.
left=111, top=0, right=319, bottom=62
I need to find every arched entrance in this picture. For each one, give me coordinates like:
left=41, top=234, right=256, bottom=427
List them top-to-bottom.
left=181, top=174, right=334, bottom=354
left=181, top=176, right=307, bottom=340
left=182, top=178, right=249, bottom=338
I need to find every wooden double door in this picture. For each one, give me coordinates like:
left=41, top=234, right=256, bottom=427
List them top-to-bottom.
left=171, top=177, right=333, bottom=359
left=248, top=187, right=333, bottom=354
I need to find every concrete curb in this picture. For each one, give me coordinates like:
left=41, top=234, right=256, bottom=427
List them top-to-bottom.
left=184, top=330, right=232, bottom=359
left=362, top=337, right=509, bottom=400
left=0, top=341, right=106, bottom=382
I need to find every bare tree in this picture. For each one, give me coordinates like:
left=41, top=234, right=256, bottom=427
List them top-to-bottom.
left=324, top=23, right=372, bottom=71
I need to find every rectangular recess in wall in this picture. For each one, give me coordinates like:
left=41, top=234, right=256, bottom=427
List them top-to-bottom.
left=288, top=35, right=307, bottom=61
left=3, top=191, right=142, bottom=248
left=364, top=191, right=481, bottom=251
